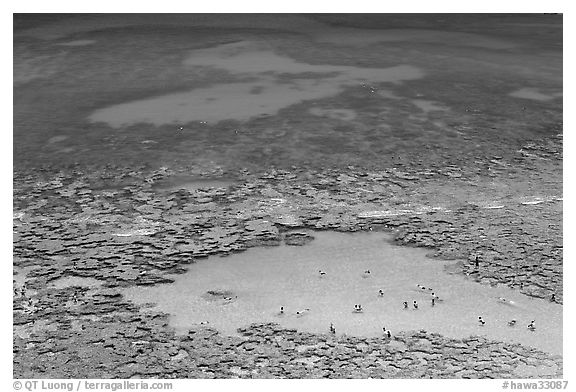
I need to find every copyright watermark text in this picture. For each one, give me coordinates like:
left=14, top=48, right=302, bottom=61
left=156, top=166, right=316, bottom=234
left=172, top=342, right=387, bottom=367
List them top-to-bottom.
left=13, top=380, right=173, bottom=392
left=502, top=380, right=568, bottom=389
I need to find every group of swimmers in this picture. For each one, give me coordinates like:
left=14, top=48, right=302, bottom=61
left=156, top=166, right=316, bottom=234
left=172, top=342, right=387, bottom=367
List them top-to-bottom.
left=319, top=270, right=371, bottom=277
left=282, top=272, right=544, bottom=336
left=403, top=284, right=440, bottom=309
left=479, top=317, right=536, bottom=331
left=328, top=322, right=392, bottom=339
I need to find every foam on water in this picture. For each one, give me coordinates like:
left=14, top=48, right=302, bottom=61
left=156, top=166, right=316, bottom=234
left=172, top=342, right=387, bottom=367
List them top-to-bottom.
left=509, top=87, right=562, bottom=101
left=411, top=99, right=449, bottom=113
left=123, top=231, right=562, bottom=355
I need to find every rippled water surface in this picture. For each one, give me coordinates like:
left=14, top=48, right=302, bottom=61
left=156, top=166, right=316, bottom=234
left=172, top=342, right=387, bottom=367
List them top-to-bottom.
left=13, top=14, right=562, bottom=169
left=88, top=42, right=424, bottom=126
left=123, top=231, right=562, bottom=355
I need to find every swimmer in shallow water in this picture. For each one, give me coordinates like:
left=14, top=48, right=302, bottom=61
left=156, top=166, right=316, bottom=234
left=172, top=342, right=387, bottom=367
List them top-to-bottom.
left=319, top=270, right=326, bottom=276
left=378, top=289, right=384, bottom=297
left=497, top=297, right=516, bottom=306
left=403, top=301, right=408, bottom=309
left=413, top=301, right=418, bottom=309
left=279, top=306, right=284, bottom=314
left=478, top=316, right=486, bottom=326
left=508, top=319, right=517, bottom=327
left=528, top=320, right=536, bottom=331
left=330, top=323, right=336, bottom=334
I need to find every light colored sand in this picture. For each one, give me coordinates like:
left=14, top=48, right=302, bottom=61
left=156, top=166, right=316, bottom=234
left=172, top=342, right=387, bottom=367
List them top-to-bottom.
left=123, top=231, right=562, bottom=355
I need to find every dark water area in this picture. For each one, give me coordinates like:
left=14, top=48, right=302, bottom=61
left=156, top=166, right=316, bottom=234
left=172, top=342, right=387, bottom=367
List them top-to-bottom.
left=13, top=14, right=562, bottom=172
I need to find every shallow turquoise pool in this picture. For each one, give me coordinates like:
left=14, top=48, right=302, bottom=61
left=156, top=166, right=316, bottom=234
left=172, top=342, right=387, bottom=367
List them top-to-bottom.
left=123, top=231, right=562, bottom=355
